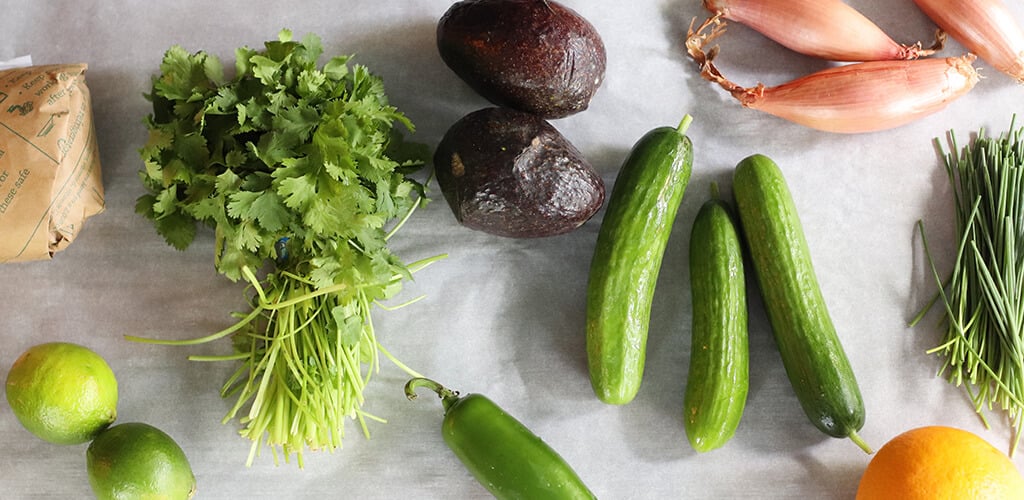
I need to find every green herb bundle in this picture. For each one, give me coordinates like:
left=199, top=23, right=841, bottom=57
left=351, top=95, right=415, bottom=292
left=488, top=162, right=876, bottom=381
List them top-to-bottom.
left=132, top=30, right=442, bottom=466
left=917, top=118, right=1024, bottom=455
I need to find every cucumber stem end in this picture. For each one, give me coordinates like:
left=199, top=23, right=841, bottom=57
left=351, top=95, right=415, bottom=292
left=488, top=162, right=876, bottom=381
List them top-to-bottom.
left=677, top=114, right=694, bottom=135
left=848, top=430, right=874, bottom=454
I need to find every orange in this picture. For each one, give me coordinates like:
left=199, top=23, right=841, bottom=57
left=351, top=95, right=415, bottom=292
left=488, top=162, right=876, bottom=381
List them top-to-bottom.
left=5, top=342, right=118, bottom=445
left=856, top=425, right=1024, bottom=499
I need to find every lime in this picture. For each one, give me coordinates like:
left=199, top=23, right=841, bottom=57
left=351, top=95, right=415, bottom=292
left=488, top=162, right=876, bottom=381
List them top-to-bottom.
left=5, top=342, right=118, bottom=444
left=87, top=422, right=196, bottom=500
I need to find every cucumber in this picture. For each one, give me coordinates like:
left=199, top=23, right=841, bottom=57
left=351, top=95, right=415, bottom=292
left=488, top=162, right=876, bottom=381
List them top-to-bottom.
left=586, top=115, right=694, bottom=405
left=731, top=154, right=872, bottom=453
left=684, top=190, right=748, bottom=452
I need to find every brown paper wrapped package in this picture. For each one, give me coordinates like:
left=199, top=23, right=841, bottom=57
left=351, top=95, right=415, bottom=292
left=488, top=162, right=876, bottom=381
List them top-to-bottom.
left=0, top=64, right=104, bottom=262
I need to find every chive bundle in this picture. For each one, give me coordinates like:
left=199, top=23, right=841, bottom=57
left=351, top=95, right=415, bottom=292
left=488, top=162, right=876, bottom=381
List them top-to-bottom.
left=918, top=118, right=1024, bottom=455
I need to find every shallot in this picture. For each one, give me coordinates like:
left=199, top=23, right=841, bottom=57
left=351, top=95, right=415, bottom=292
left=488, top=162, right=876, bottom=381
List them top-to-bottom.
left=703, top=0, right=943, bottom=61
left=913, top=0, right=1024, bottom=82
left=686, top=18, right=980, bottom=134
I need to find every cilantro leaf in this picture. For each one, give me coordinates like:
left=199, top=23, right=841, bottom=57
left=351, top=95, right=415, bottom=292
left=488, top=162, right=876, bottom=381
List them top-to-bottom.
left=136, top=31, right=439, bottom=465
left=152, top=45, right=213, bottom=102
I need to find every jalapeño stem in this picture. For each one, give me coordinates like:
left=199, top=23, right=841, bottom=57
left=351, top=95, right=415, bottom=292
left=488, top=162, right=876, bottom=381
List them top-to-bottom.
left=405, top=378, right=461, bottom=413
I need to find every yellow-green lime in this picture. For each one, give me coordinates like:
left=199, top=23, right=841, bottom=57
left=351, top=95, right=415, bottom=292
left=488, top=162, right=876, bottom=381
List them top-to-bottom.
left=5, top=341, right=118, bottom=445
left=87, top=422, right=196, bottom=500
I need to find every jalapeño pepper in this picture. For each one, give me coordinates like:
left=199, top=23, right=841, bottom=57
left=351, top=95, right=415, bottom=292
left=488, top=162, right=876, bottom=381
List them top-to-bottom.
left=404, top=378, right=596, bottom=499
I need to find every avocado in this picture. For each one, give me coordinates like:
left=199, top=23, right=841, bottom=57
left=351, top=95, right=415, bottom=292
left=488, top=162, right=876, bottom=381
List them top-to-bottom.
left=437, top=0, right=607, bottom=118
left=434, top=107, right=605, bottom=238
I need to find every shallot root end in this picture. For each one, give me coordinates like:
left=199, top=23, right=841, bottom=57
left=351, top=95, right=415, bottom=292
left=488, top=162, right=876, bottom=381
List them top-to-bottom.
left=685, top=14, right=763, bottom=106
left=903, top=29, right=948, bottom=59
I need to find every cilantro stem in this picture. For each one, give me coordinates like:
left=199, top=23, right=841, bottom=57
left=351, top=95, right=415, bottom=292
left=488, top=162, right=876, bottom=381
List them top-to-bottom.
left=135, top=31, right=444, bottom=466
left=386, top=171, right=435, bottom=241
left=386, top=194, right=422, bottom=241
left=406, top=253, right=449, bottom=273
left=376, top=295, right=427, bottom=312
left=125, top=306, right=263, bottom=346
left=379, top=343, right=424, bottom=379
left=188, top=352, right=251, bottom=361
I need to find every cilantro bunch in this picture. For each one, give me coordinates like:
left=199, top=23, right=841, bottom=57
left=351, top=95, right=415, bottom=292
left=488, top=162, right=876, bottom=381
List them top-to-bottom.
left=133, top=30, right=441, bottom=466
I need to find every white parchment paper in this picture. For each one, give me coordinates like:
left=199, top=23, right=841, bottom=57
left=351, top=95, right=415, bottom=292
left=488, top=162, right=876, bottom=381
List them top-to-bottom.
left=1, top=1, right=1022, bottom=498
left=0, top=56, right=32, bottom=70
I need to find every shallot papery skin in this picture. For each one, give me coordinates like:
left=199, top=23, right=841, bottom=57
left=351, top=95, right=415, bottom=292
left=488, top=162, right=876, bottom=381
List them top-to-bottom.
left=704, top=0, right=937, bottom=61
left=913, top=0, right=1024, bottom=82
left=686, top=19, right=980, bottom=134
left=742, top=56, right=980, bottom=133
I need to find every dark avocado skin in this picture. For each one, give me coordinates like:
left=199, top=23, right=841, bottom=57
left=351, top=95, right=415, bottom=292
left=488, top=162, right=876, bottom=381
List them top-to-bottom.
left=437, top=0, right=607, bottom=119
left=434, top=107, right=605, bottom=238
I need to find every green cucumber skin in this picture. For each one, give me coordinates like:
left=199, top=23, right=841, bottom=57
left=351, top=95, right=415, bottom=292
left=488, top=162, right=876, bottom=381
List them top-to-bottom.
left=586, top=124, right=693, bottom=405
left=732, top=154, right=865, bottom=439
left=684, top=198, right=749, bottom=452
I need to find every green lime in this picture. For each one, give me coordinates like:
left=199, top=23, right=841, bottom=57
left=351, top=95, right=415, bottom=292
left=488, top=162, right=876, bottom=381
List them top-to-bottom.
left=5, top=342, right=118, bottom=444
left=87, top=422, right=197, bottom=500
